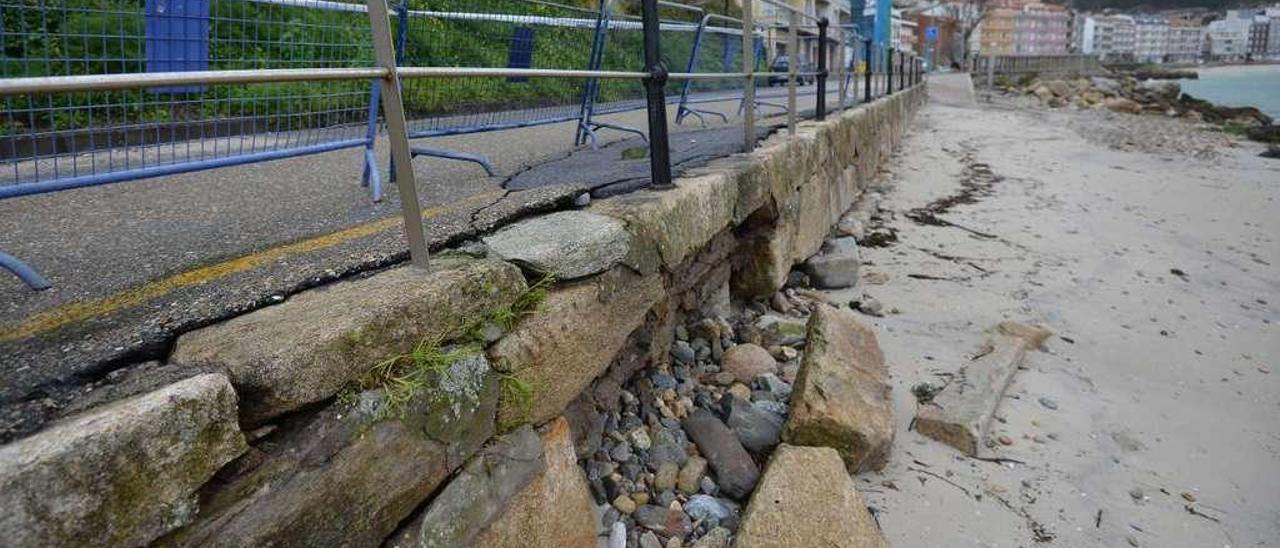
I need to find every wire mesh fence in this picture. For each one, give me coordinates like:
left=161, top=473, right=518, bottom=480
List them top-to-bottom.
left=0, top=0, right=927, bottom=290
left=1, top=0, right=383, bottom=199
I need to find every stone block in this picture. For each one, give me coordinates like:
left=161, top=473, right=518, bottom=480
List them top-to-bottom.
left=592, top=171, right=738, bottom=273
left=483, top=210, right=631, bottom=279
left=171, top=258, right=526, bottom=424
left=490, top=267, right=664, bottom=428
left=784, top=305, right=893, bottom=473
left=915, top=322, right=1052, bottom=456
left=163, top=356, right=499, bottom=547
left=0, top=374, right=245, bottom=548
left=475, top=417, right=598, bottom=548
left=388, top=427, right=544, bottom=548
left=736, top=444, right=886, bottom=548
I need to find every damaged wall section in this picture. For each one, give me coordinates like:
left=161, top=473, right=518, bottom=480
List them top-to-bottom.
left=0, top=87, right=926, bottom=548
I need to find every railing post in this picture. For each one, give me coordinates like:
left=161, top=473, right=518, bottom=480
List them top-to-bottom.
left=367, top=0, right=429, bottom=268
left=640, top=0, right=673, bottom=188
left=742, top=1, right=755, bottom=151
left=787, top=10, right=798, bottom=135
left=815, top=16, right=828, bottom=121
left=863, top=39, right=872, bottom=103
left=885, top=46, right=894, bottom=95
left=987, top=54, right=995, bottom=89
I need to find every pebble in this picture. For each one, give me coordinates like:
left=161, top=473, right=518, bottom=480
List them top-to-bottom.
left=573, top=192, right=592, bottom=207
left=770, top=292, right=791, bottom=313
left=853, top=295, right=884, bottom=316
left=672, top=341, right=696, bottom=365
left=722, top=343, right=778, bottom=384
left=767, top=345, right=798, bottom=361
left=651, top=372, right=679, bottom=390
left=713, top=372, right=736, bottom=386
left=756, top=373, right=793, bottom=400
left=727, top=383, right=752, bottom=401
left=1038, top=397, right=1059, bottom=410
left=753, top=400, right=788, bottom=416
left=683, top=410, right=761, bottom=499
left=630, top=428, right=653, bottom=451
left=998, top=435, right=1014, bottom=446
left=611, top=441, right=633, bottom=462
left=677, top=456, right=709, bottom=494
left=654, top=462, right=679, bottom=492
left=700, top=475, right=718, bottom=495
left=1129, top=487, right=1144, bottom=502
left=633, top=491, right=651, bottom=506
left=613, top=494, right=637, bottom=514
left=685, top=494, right=734, bottom=523
left=602, top=507, right=621, bottom=528
left=608, top=522, right=627, bottom=548
left=693, top=527, right=732, bottom=548
left=640, top=531, right=663, bottom=548
left=1126, top=535, right=1140, bottom=547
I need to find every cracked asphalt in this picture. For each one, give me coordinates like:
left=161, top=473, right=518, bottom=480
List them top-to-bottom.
left=0, top=86, right=860, bottom=438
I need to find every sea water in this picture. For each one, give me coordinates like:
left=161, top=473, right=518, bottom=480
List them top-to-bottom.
left=1180, top=64, right=1280, bottom=120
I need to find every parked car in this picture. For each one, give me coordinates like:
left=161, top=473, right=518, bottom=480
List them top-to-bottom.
left=767, top=55, right=816, bottom=86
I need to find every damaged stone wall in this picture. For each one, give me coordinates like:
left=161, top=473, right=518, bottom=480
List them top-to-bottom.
left=0, top=87, right=926, bottom=548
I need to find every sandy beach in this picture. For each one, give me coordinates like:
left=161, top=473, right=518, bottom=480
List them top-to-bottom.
left=821, top=82, right=1279, bottom=547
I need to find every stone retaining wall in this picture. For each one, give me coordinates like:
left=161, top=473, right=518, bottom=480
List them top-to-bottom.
left=0, top=86, right=926, bottom=548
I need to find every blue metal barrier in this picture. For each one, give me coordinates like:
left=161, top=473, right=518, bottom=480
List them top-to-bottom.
left=0, top=0, right=384, bottom=289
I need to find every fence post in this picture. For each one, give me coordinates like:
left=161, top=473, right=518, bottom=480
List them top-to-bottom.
left=367, top=0, right=429, bottom=268
left=640, top=0, right=673, bottom=188
left=742, top=1, right=755, bottom=151
left=787, top=10, right=798, bottom=136
left=815, top=16, right=828, bottom=121
left=836, top=27, right=847, bottom=111
left=863, top=39, right=872, bottom=103
left=886, top=46, right=894, bottom=95
left=987, top=54, right=995, bottom=90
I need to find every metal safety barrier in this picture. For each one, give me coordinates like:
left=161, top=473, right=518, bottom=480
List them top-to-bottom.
left=0, top=0, right=927, bottom=291
left=0, top=0, right=387, bottom=201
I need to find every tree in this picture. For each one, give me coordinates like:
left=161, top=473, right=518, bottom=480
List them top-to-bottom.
left=941, top=0, right=991, bottom=62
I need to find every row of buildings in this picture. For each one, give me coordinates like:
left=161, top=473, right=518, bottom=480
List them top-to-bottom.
left=734, top=0, right=1280, bottom=69
left=887, top=0, right=1280, bottom=67
left=1078, top=8, right=1280, bottom=63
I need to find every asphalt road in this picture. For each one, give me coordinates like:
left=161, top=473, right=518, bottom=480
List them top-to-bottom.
left=0, top=81, right=887, bottom=440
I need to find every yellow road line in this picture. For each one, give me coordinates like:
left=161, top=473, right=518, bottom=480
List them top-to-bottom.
left=1, top=190, right=506, bottom=343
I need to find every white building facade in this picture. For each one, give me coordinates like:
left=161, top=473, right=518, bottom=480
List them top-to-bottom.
left=1078, top=14, right=1136, bottom=61
left=1133, top=16, right=1170, bottom=62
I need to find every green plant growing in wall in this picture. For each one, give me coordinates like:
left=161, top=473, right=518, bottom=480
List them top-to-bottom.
left=346, top=272, right=556, bottom=421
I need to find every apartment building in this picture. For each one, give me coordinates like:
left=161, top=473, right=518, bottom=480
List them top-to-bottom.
left=1013, top=2, right=1071, bottom=54
left=1269, top=7, right=1280, bottom=56
left=1205, top=12, right=1251, bottom=60
left=1078, top=14, right=1136, bottom=61
left=1247, top=14, right=1270, bottom=56
left=1133, top=15, right=1170, bottom=62
left=1166, top=17, right=1203, bottom=63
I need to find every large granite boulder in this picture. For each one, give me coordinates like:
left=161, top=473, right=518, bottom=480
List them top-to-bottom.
left=783, top=305, right=893, bottom=472
left=736, top=444, right=886, bottom=548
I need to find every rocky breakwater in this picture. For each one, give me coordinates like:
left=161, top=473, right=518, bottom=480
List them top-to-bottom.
left=1017, top=76, right=1279, bottom=147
